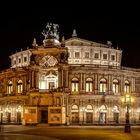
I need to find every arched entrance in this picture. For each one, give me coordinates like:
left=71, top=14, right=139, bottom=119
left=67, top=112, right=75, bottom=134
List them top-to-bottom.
left=71, top=105, right=79, bottom=124
left=86, top=105, right=93, bottom=123
left=99, top=105, right=107, bottom=124
left=16, top=106, right=22, bottom=124
left=112, top=106, right=119, bottom=123
left=5, top=107, right=11, bottom=123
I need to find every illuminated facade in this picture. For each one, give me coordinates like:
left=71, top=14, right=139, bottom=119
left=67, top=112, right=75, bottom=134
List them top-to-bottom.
left=0, top=23, right=140, bottom=125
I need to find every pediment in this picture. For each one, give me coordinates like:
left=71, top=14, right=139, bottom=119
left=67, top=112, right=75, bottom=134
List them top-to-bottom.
left=65, top=37, right=92, bottom=46
left=65, top=37, right=106, bottom=47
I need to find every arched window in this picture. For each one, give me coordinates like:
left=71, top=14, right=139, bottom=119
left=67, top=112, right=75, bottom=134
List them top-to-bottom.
left=39, top=74, right=46, bottom=89
left=71, top=78, right=79, bottom=94
left=86, top=78, right=93, bottom=93
left=100, top=78, right=107, bottom=93
left=112, top=79, right=119, bottom=95
left=17, top=80, right=23, bottom=94
left=124, top=80, right=130, bottom=93
left=7, top=81, right=13, bottom=94
left=71, top=105, right=79, bottom=110
left=86, top=105, right=93, bottom=110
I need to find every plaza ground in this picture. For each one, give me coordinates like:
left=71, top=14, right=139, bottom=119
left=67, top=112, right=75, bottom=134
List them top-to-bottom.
left=1, top=125, right=140, bottom=140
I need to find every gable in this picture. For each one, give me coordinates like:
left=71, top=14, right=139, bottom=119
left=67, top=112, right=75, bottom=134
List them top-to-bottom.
left=65, top=37, right=107, bottom=48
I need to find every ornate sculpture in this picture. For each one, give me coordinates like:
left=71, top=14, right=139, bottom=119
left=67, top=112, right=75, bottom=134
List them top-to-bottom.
left=42, top=23, right=59, bottom=40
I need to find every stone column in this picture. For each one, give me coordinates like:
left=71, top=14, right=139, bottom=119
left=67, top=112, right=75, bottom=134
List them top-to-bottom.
left=58, top=68, right=62, bottom=88
left=61, top=69, right=63, bottom=87
left=35, top=70, right=39, bottom=89
left=65, top=70, right=69, bottom=88
left=31, top=71, right=34, bottom=88
left=80, top=73, right=83, bottom=94
left=83, top=73, right=85, bottom=92
left=94, top=74, right=98, bottom=94
left=108, top=74, right=112, bottom=95
left=23, top=76, right=26, bottom=94
left=120, top=76, right=124, bottom=96
left=13, top=77, right=16, bottom=95
left=131, top=78, right=135, bottom=95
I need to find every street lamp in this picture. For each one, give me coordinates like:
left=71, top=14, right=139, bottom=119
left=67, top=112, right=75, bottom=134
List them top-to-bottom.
left=122, top=94, right=134, bottom=133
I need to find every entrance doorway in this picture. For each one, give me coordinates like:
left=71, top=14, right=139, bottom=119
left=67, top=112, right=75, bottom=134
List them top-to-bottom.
left=99, top=105, right=107, bottom=124
left=112, top=106, right=119, bottom=124
left=41, top=110, right=48, bottom=123
left=6, top=112, right=11, bottom=123
left=17, top=112, right=21, bottom=124
left=71, top=112, right=79, bottom=123
left=86, top=112, right=93, bottom=123
left=99, top=112, right=106, bottom=124
left=113, top=112, right=119, bottom=123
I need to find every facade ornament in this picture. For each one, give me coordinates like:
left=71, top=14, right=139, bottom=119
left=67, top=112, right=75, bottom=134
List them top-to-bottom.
left=41, top=23, right=59, bottom=40
left=72, top=29, right=77, bottom=37
left=61, top=36, right=65, bottom=47
left=32, top=38, right=38, bottom=48
left=107, top=41, right=112, bottom=47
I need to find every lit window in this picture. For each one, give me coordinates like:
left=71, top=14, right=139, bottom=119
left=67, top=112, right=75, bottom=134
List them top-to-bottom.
left=75, top=52, right=80, bottom=58
left=85, top=52, right=89, bottom=58
left=94, top=53, right=99, bottom=59
left=103, top=54, right=107, bottom=60
left=111, top=55, right=115, bottom=61
left=24, top=57, right=27, bottom=62
left=19, top=58, right=21, bottom=63
left=14, top=60, right=16, bottom=65
left=71, top=77, right=79, bottom=94
left=86, top=78, right=93, bottom=92
left=100, top=78, right=107, bottom=93
left=112, top=79, right=119, bottom=95
left=17, top=80, right=23, bottom=94
left=39, top=80, right=46, bottom=89
left=124, top=80, right=130, bottom=93
left=7, top=81, right=13, bottom=94
left=72, top=105, right=78, bottom=110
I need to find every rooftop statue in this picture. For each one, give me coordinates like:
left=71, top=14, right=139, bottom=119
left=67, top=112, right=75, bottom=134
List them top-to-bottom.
left=42, top=23, right=59, bottom=40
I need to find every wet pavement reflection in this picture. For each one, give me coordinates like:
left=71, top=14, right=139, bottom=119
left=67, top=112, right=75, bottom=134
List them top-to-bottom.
left=0, top=133, right=60, bottom=140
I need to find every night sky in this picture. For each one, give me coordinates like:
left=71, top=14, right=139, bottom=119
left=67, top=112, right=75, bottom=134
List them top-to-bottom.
left=0, top=5, right=140, bottom=70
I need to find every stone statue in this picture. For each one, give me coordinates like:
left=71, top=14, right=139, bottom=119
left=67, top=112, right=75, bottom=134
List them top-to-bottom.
left=41, top=23, right=59, bottom=40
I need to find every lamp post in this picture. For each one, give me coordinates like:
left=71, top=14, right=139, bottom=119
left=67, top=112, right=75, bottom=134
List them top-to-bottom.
left=122, top=94, right=133, bottom=133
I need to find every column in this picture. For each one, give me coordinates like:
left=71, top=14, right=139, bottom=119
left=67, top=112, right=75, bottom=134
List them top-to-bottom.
left=58, top=68, right=62, bottom=88
left=61, top=69, right=63, bottom=87
left=35, top=70, right=39, bottom=89
left=65, top=70, right=69, bottom=88
left=31, top=71, right=34, bottom=88
left=80, top=73, right=83, bottom=94
left=83, top=73, right=85, bottom=92
left=94, top=74, right=98, bottom=94
left=108, top=74, right=112, bottom=95
left=23, top=76, right=26, bottom=94
left=120, top=76, right=124, bottom=96
left=13, top=77, right=16, bottom=95
left=131, top=78, right=135, bottom=95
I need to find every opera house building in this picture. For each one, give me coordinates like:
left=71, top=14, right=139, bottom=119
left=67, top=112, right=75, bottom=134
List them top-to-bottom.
left=0, top=23, right=140, bottom=126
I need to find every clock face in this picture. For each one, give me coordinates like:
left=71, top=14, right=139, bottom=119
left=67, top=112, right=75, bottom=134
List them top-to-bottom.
left=39, top=55, right=58, bottom=67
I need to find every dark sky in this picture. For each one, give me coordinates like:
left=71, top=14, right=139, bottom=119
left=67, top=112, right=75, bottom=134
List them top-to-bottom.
left=0, top=4, right=140, bottom=70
